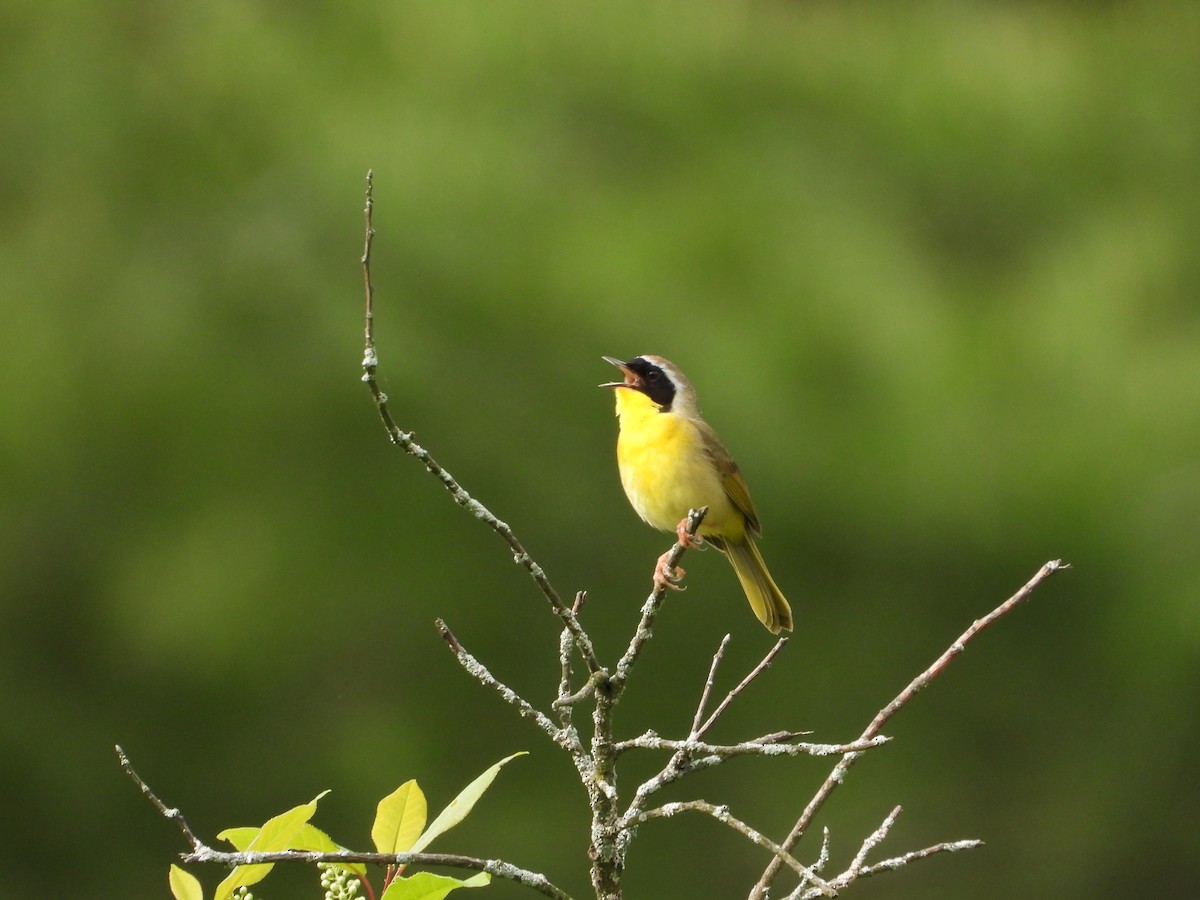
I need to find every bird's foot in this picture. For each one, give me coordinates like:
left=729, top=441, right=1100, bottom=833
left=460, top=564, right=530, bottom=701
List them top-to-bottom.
left=675, top=518, right=706, bottom=550
left=653, top=551, right=687, bottom=591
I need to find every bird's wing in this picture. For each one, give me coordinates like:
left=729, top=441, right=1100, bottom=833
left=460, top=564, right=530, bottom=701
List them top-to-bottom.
left=698, top=421, right=763, bottom=536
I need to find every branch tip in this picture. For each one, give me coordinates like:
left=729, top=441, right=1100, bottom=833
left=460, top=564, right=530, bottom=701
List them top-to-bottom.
left=435, top=618, right=462, bottom=653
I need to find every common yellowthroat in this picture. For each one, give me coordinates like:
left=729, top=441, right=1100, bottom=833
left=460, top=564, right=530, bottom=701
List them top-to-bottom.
left=601, top=355, right=794, bottom=634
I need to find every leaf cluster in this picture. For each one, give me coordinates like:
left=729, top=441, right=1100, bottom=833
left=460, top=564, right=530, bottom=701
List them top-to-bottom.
left=168, top=754, right=525, bottom=900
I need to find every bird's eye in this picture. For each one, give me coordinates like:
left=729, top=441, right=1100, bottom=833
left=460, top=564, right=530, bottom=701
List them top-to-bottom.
left=646, top=370, right=660, bottom=381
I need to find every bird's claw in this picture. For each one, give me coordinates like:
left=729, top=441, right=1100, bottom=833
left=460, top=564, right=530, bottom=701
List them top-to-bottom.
left=675, top=518, right=706, bottom=550
left=654, top=552, right=687, bottom=592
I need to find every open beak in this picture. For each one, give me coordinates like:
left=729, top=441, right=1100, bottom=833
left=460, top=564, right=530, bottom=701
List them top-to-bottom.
left=599, top=355, right=635, bottom=389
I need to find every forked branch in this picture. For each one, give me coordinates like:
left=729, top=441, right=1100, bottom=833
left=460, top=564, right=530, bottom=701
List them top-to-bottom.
left=750, top=559, right=1069, bottom=899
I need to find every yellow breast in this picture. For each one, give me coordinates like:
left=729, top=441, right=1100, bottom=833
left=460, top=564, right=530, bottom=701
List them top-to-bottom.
left=613, top=388, right=744, bottom=539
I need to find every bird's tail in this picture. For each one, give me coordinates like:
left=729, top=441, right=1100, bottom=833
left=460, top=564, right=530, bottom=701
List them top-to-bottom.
left=721, top=534, right=794, bottom=634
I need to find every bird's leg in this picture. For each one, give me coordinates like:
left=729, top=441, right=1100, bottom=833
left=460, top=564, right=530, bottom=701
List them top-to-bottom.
left=675, top=517, right=706, bottom=550
left=654, top=552, right=687, bottom=591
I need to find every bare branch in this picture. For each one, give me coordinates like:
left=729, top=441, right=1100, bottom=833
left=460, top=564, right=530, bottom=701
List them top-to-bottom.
left=359, top=173, right=600, bottom=675
left=611, top=506, right=707, bottom=691
left=750, top=559, right=1069, bottom=899
left=557, top=592, right=589, bottom=712
left=437, top=618, right=587, bottom=763
left=618, top=630, right=855, bottom=833
left=689, top=633, right=731, bottom=735
left=695, top=635, right=789, bottom=738
left=554, top=672, right=604, bottom=709
left=614, top=733, right=890, bottom=759
left=621, top=733, right=885, bottom=823
left=116, top=745, right=202, bottom=852
left=630, top=801, right=835, bottom=897
left=846, top=805, right=901, bottom=878
left=796, top=828, right=832, bottom=896
left=794, top=836, right=984, bottom=899
left=854, top=838, right=983, bottom=878
left=182, top=848, right=573, bottom=900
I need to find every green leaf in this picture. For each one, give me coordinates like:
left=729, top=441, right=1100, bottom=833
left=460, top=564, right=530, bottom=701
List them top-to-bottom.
left=410, top=752, right=527, bottom=854
left=372, top=780, right=428, bottom=854
left=214, top=791, right=329, bottom=900
left=217, top=821, right=365, bottom=876
left=290, top=822, right=341, bottom=852
left=291, top=822, right=368, bottom=878
left=216, top=827, right=259, bottom=851
left=169, top=865, right=204, bottom=900
left=379, top=871, right=491, bottom=900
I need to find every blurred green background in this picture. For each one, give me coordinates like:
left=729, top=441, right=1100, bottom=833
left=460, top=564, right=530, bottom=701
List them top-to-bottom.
left=2, top=2, right=1198, bottom=898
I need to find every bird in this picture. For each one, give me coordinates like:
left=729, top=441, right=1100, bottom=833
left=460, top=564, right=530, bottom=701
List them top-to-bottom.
left=600, top=355, right=794, bottom=634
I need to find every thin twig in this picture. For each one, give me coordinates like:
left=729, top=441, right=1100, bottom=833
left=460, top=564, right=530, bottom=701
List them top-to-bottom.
left=361, top=170, right=377, bottom=354
left=359, top=172, right=600, bottom=675
left=611, top=506, right=707, bottom=691
left=750, top=559, right=1069, bottom=899
left=557, top=592, right=588, bottom=714
left=556, top=593, right=594, bottom=724
left=437, top=618, right=587, bottom=763
left=556, top=622, right=576, bottom=721
left=619, top=631, right=844, bottom=828
left=689, top=633, right=732, bottom=735
left=696, top=635, right=789, bottom=738
left=553, top=672, right=605, bottom=709
left=615, top=733, right=889, bottom=759
left=622, top=735, right=886, bottom=818
left=115, top=745, right=202, bottom=851
left=630, top=801, right=834, bottom=897
left=846, top=805, right=901, bottom=877
left=794, top=828, right=832, bottom=896
left=795, top=837, right=983, bottom=899
left=854, top=838, right=983, bottom=878
left=183, top=849, right=573, bottom=900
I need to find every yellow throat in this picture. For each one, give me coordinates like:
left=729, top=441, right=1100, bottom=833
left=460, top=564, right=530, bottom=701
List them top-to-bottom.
left=612, top=387, right=745, bottom=540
